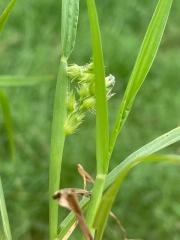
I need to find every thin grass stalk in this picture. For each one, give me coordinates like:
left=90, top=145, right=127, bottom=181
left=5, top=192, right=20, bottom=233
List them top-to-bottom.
left=49, top=0, right=79, bottom=237
left=85, top=0, right=109, bottom=232
left=49, top=57, right=68, bottom=240
left=0, top=75, right=54, bottom=87
left=0, top=90, right=15, bottom=161
left=0, top=177, right=12, bottom=240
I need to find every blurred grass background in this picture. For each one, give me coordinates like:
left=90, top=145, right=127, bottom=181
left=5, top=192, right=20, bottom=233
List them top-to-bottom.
left=0, top=0, right=180, bottom=239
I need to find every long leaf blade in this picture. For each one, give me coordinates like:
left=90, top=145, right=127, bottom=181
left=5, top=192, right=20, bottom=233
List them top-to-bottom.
left=0, top=0, right=16, bottom=32
left=49, top=0, right=80, bottom=239
left=61, top=0, right=79, bottom=59
left=85, top=0, right=109, bottom=231
left=86, top=0, right=109, bottom=174
left=109, top=0, right=173, bottom=157
left=49, top=59, right=67, bottom=240
left=0, top=75, right=54, bottom=87
left=0, top=90, right=15, bottom=161
left=58, top=126, right=180, bottom=237
left=95, top=126, right=180, bottom=239
left=106, top=126, right=180, bottom=188
left=95, top=153, right=180, bottom=240
left=0, top=177, right=12, bottom=240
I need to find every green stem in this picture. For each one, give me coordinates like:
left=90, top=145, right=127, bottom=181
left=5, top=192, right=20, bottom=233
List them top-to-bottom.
left=85, top=0, right=109, bottom=233
left=49, top=57, right=68, bottom=239
left=0, top=90, right=15, bottom=162
left=86, top=174, right=105, bottom=232
left=0, top=177, right=12, bottom=240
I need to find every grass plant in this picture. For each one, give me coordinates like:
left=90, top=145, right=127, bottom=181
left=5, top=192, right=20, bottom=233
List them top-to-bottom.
left=0, top=0, right=179, bottom=239
left=52, top=0, right=179, bottom=239
left=49, top=1, right=79, bottom=239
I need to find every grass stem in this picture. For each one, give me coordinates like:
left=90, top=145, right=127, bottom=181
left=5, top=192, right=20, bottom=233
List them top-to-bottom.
left=85, top=0, right=109, bottom=233
left=49, top=57, right=68, bottom=239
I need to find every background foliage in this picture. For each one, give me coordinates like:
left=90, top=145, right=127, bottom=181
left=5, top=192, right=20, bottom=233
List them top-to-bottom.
left=0, top=0, right=179, bottom=239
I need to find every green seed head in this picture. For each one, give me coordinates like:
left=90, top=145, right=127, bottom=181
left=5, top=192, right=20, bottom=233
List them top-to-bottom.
left=66, top=62, right=115, bottom=133
left=67, top=62, right=94, bottom=82
left=84, top=62, right=94, bottom=73
left=67, top=64, right=82, bottom=80
left=79, top=72, right=95, bottom=83
left=89, top=83, right=95, bottom=95
left=79, top=84, right=90, bottom=98
left=67, top=92, right=76, bottom=112
left=82, top=97, right=96, bottom=110
left=64, top=113, right=85, bottom=135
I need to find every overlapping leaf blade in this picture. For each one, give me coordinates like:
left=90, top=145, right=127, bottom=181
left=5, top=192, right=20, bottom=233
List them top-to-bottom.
left=49, top=0, right=80, bottom=239
left=85, top=0, right=109, bottom=231
left=58, top=126, right=180, bottom=238
left=95, top=126, right=180, bottom=239
left=106, top=126, right=180, bottom=188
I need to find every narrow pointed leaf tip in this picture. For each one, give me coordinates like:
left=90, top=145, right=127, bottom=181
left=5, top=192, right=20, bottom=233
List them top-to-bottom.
left=0, top=0, right=16, bottom=32
left=61, top=0, right=80, bottom=58
left=109, top=0, right=174, bottom=156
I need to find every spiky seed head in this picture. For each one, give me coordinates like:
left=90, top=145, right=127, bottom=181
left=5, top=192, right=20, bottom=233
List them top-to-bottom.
left=83, top=62, right=94, bottom=72
left=67, top=64, right=83, bottom=80
left=79, top=73, right=95, bottom=83
left=105, top=74, right=115, bottom=88
left=89, top=83, right=95, bottom=95
left=79, top=84, right=90, bottom=98
left=67, top=92, right=76, bottom=112
left=82, top=97, right=96, bottom=110
left=64, top=113, right=85, bottom=135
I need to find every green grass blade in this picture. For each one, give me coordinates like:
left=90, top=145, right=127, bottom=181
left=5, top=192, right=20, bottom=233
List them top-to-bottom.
left=0, top=0, right=16, bottom=32
left=61, top=0, right=79, bottom=59
left=85, top=0, right=109, bottom=231
left=86, top=0, right=109, bottom=174
left=109, top=0, right=173, bottom=157
left=49, top=1, right=79, bottom=239
left=49, top=59, right=67, bottom=240
left=0, top=75, right=54, bottom=87
left=0, top=90, right=15, bottom=161
left=58, top=126, right=180, bottom=236
left=95, top=126, right=180, bottom=239
left=106, top=126, right=180, bottom=188
left=95, top=153, right=180, bottom=240
left=0, top=177, right=12, bottom=240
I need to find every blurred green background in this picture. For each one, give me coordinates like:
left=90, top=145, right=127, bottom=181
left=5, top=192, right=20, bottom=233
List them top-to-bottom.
left=0, top=0, right=180, bottom=239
